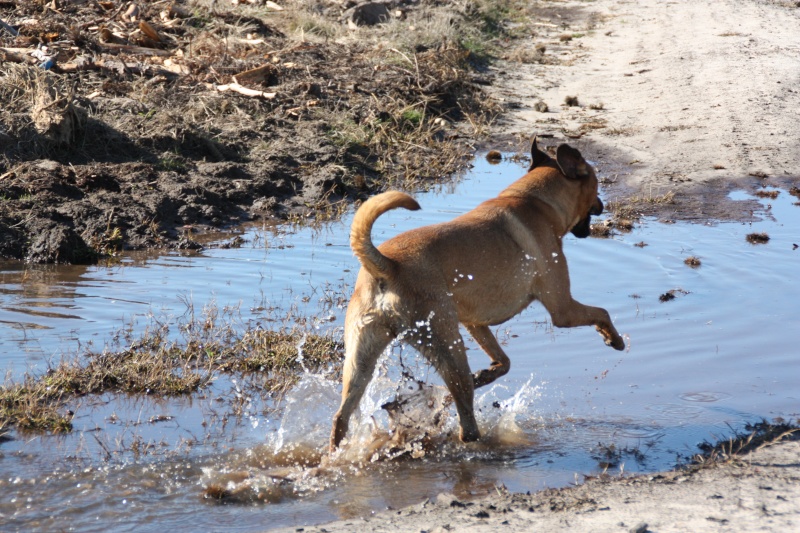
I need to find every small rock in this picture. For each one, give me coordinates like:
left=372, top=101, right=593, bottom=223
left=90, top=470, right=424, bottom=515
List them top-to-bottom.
left=343, top=2, right=392, bottom=26
left=485, top=150, right=502, bottom=163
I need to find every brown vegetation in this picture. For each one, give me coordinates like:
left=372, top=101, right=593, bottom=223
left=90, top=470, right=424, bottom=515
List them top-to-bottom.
left=0, top=0, right=522, bottom=263
left=0, top=312, right=343, bottom=433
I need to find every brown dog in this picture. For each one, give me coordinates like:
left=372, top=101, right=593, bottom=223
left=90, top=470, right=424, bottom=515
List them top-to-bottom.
left=330, top=138, right=625, bottom=451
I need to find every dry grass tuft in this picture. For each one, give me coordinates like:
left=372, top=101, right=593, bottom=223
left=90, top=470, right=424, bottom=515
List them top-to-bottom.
left=754, top=189, right=779, bottom=199
left=1, top=309, right=343, bottom=433
left=691, top=419, right=799, bottom=467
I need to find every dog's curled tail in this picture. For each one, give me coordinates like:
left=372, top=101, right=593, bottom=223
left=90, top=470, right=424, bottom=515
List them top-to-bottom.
left=351, top=191, right=420, bottom=279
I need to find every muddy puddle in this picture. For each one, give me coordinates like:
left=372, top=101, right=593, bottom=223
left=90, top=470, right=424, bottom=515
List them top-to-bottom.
left=1, top=157, right=798, bottom=531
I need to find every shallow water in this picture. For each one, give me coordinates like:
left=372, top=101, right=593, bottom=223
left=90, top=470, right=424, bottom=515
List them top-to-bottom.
left=1, top=157, right=798, bottom=531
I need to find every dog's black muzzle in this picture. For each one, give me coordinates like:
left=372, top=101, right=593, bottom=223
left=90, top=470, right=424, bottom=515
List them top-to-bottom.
left=590, top=197, right=604, bottom=216
left=570, top=198, right=603, bottom=239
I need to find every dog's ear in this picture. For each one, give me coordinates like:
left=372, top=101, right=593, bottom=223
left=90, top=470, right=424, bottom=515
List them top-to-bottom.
left=529, top=136, right=551, bottom=171
left=556, top=144, right=590, bottom=180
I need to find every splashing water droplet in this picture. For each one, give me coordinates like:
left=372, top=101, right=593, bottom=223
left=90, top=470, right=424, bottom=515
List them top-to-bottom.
left=296, top=333, right=309, bottom=373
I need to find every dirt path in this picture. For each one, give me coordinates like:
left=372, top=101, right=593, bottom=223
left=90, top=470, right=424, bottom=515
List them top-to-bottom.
left=286, top=0, right=800, bottom=530
left=490, top=0, right=800, bottom=221
left=286, top=438, right=800, bottom=533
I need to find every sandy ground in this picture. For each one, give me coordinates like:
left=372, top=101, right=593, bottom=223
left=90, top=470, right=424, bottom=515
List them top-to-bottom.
left=490, top=0, right=800, bottom=221
left=283, top=1, right=800, bottom=531
left=289, top=439, right=800, bottom=532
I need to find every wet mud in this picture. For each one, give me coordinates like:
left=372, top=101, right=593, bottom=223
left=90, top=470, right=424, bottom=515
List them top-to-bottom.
left=1, top=0, right=498, bottom=263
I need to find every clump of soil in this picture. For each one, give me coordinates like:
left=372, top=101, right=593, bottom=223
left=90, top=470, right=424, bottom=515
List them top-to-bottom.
left=0, top=0, right=510, bottom=263
left=485, top=150, right=503, bottom=163
left=754, top=189, right=780, bottom=199
left=590, top=217, right=634, bottom=238
left=746, top=232, right=770, bottom=244
left=684, top=256, right=701, bottom=268
left=659, top=288, right=689, bottom=302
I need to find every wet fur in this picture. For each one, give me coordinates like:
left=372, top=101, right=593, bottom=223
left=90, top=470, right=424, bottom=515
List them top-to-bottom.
left=330, top=138, right=625, bottom=451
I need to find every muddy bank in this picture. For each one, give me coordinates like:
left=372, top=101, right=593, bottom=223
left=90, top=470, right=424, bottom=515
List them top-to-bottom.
left=1, top=0, right=504, bottom=263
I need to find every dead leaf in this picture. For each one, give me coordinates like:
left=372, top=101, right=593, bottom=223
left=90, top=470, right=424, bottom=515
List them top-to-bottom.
left=139, top=21, right=161, bottom=43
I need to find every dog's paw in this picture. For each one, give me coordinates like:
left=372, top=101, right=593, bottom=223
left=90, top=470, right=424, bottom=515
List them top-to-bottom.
left=598, top=326, right=625, bottom=351
left=608, top=334, right=625, bottom=351
left=472, top=369, right=496, bottom=388
left=460, top=428, right=481, bottom=443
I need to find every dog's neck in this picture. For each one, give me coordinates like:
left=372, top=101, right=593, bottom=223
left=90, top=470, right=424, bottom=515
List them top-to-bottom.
left=499, top=179, right=579, bottom=237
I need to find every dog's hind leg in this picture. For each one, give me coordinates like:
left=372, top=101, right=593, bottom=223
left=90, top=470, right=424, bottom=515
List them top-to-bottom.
left=415, top=312, right=480, bottom=443
left=330, top=318, right=392, bottom=451
left=465, top=324, right=511, bottom=388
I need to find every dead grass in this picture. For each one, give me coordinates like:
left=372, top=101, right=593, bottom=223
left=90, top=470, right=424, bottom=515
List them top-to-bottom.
left=1, top=0, right=512, bottom=262
left=658, top=124, right=691, bottom=132
left=605, top=126, right=638, bottom=136
left=606, top=189, right=676, bottom=222
left=630, top=189, right=676, bottom=205
left=754, top=189, right=780, bottom=199
left=0, top=308, right=343, bottom=433
left=691, top=419, right=799, bottom=467
left=592, top=441, right=648, bottom=471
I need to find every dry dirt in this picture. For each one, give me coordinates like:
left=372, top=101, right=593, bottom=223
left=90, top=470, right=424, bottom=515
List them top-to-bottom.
left=486, top=0, right=800, bottom=223
left=286, top=437, right=800, bottom=533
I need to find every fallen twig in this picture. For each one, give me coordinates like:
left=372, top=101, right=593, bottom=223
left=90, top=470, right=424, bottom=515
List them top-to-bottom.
left=0, top=17, right=19, bottom=37
left=98, top=42, right=173, bottom=57
left=215, top=81, right=276, bottom=99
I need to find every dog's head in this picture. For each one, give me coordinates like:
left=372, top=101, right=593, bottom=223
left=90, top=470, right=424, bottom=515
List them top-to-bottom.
left=530, top=138, right=602, bottom=239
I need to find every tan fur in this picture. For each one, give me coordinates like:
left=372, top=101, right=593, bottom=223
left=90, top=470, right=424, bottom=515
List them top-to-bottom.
left=330, top=139, right=625, bottom=451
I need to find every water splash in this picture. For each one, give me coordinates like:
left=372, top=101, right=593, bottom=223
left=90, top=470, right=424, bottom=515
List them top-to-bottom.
left=295, top=332, right=309, bottom=373
left=199, top=353, right=549, bottom=505
left=271, top=374, right=340, bottom=453
left=475, top=377, right=544, bottom=446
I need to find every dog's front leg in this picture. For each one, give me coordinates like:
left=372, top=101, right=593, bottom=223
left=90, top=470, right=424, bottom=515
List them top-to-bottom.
left=536, top=255, right=625, bottom=350
left=544, top=296, right=625, bottom=350
left=465, top=324, right=511, bottom=388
